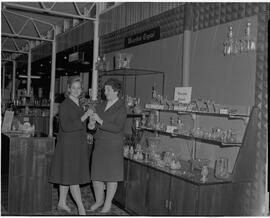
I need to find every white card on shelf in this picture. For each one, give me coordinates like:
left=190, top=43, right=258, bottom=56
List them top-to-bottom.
left=174, top=105, right=187, bottom=111
left=166, top=125, right=177, bottom=133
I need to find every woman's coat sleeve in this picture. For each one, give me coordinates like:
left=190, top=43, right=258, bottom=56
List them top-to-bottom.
left=99, top=106, right=127, bottom=133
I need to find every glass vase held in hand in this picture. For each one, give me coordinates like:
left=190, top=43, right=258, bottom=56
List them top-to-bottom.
left=88, top=117, right=96, bottom=130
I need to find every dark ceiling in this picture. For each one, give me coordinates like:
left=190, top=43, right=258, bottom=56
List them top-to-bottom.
left=15, top=40, right=93, bottom=79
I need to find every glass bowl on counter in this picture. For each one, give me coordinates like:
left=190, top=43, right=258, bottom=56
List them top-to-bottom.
left=146, top=136, right=161, bottom=155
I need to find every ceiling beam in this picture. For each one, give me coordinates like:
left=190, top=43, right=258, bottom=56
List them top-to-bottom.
left=4, top=3, right=96, bottom=21
left=86, top=3, right=96, bottom=16
left=3, top=9, right=55, bottom=29
left=2, top=11, right=16, bottom=34
left=2, top=33, right=53, bottom=42
left=2, top=49, right=29, bottom=54
left=2, top=59, right=13, bottom=62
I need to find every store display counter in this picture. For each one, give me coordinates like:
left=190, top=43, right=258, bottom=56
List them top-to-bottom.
left=1, top=132, right=55, bottom=215
left=126, top=156, right=232, bottom=185
left=114, top=157, right=251, bottom=216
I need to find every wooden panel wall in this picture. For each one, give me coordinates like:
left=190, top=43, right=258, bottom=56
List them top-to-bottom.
left=2, top=136, right=55, bottom=214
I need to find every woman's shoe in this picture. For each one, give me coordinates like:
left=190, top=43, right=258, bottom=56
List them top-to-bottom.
left=87, top=202, right=103, bottom=212
left=57, top=205, right=71, bottom=213
left=100, top=205, right=111, bottom=214
left=78, top=208, right=86, bottom=215
left=100, top=209, right=111, bottom=214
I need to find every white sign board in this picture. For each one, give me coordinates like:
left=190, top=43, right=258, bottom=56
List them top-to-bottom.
left=174, top=87, right=192, bottom=104
left=2, top=110, right=14, bottom=132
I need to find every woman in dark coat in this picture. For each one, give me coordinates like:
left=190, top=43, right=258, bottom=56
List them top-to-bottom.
left=49, top=76, right=92, bottom=215
left=89, top=78, right=127, bottom=213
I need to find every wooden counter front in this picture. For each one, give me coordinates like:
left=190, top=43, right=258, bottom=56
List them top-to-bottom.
left=1, top=132, right=55, bottom=215
left=114, top=157, right=252, bottom=216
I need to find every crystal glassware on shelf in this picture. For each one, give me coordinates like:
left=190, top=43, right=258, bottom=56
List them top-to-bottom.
left=133, top=98, right=142, bottom=114
left=147, top=112, right=156, bottom=128
left=141, top=114, right=146, bottom=127
left=177, top=117, right=184, bottom=133
left=229, top=130, right=238, bottom=143
left=123, top=146, right=130, bottom=157
left=129, top=146, right=134, bottom=158
left=215, top=157, right=229, bottom=179
left=200, top=165, right=209, bottom=183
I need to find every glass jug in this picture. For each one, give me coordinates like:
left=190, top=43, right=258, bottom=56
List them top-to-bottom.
left=215, top=157, right=229, bottom=179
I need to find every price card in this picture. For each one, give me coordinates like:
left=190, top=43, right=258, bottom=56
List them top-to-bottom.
left=174, top=87, right=192, bottom=104
left=145, top=104, right=152, bottom=109
left=145, top=104, right=164, bottom=110
left=151, top=104, right=164, bottom=110
left=173, top=105, right=187, bottom=111
left=220, top=108, right=229, bottom=114
left=166, top=125, right=177, bottom=133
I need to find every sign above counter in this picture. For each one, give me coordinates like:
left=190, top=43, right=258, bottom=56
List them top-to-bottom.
left=124, top=27, right=160, bottom=48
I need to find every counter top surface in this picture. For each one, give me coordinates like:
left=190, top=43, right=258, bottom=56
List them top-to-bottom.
left=15, top=114, right=50, bottom=117
left=2, top=131, right=50, bottom=138
left=124, top=156, right=232, bottom=186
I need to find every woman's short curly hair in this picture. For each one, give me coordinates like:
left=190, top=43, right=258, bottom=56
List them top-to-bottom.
left=104, top=78, right=123, bottom=97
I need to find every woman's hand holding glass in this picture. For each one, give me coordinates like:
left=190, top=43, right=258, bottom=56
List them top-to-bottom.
left=81, top=108, right=94, bottom=122
left=86, top=108, right=94, bottom=116
left=87, top=109, right=96, bottom=130
left=92, top=113, right=103, bottom=125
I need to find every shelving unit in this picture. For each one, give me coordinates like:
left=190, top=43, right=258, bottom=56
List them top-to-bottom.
left=140, top=104, right=250, bottom=161
left=114, top=107, right=261, bottom=216
left=143, top=107, right=250, bottom=119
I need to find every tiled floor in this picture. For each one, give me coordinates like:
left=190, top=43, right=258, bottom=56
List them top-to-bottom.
left=1, top=183, right=129, bottom=216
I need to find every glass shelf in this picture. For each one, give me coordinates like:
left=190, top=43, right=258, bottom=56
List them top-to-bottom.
left=15, top=105, right=50, bottom=108
left=143, top=107, right=249, bottom=119
left=127, top=113, right=144, bottom=117
left=139, top=126, right=242, bottom=147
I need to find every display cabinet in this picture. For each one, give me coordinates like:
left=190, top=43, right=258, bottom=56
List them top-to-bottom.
left=98, top=68, right=165, bottom=101
left=98, top=68, right=165, bottom=135
left=139, top=103, right=250, bottom=173
left=114, top=107, right=260, bottom=216
left=126, top=160, right=148, bottom=215
left=147, top=167, right=171, bottom=215
left=169, top=176, right=198, bottom=215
